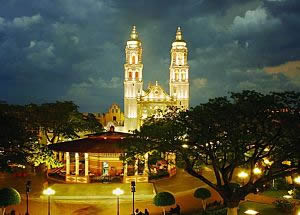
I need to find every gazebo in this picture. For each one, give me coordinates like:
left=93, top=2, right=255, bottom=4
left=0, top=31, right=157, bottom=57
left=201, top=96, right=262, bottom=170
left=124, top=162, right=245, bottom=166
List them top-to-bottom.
left=48, top=127, right=176, bottom=183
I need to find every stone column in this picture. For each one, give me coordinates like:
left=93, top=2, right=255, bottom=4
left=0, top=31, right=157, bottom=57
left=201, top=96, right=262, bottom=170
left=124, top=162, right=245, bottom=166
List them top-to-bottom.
left=59, top=152, right=63, bottom=162
left=66, top=152, right=70, bottom=175
left=75, top=152, right=79, bottom=176
left=85, top=153, right=89, bottom=176
left=143, top=153, right=148, bottom=175
left=135, top=158, right=139, bottom=176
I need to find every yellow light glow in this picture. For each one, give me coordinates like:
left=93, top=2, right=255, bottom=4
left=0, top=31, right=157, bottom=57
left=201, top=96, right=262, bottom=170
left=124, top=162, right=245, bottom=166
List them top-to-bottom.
left=182, top=144, right=188, bottom=148
left=263, top=158, right=273, bottom=166
left=282, top=160, right=291, bottom=166
left=253, top=168, right=262, bottom=175
left=238, top=171, right=249, bottom=179
left=294, top=176, right=300, bottom=184
left=43, top=187, right=55, bottom=196
left=112, top=188, right=124, bottom=196
left=288, top=189, right=294, bottom=195
left=283, top=195, right=293, bottom=199
left=244, top=209, right=259, bottom=215
left=297, top=210, right=300, bottom=215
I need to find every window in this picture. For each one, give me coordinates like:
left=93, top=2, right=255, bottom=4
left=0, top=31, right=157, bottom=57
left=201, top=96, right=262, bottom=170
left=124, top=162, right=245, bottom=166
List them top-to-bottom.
left=132, top=55, right=136, bottom=64
left=129, top=72, right=132, bottom=79
left=135, top=72, right=139, bottom=79
left=113, top=116, right=116, bottom=121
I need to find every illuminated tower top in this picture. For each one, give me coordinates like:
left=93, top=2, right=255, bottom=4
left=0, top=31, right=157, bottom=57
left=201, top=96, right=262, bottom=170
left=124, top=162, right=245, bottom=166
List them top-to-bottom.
left=130, top=25, right=139, bottom=41
left=175, top=27, right=184, bottom=41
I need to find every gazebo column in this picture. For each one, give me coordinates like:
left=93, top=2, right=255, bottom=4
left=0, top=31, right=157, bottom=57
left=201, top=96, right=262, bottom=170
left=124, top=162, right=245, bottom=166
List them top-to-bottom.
left=53, top=151, right=57, bottom=160
left=59, top=152, right=63, bottom=162
left=66, top=152, right=70, bottom=175
left=75, top=152, right=79, bottom=176
left=85, top=153, right=89, bottom=176
left=144, top=153, right=148, bottom=175
left=167, top=153, right=172, bottom=173
left=135, top=158, right=139, bottom=176
left=124, top=162, right=128, bottom=176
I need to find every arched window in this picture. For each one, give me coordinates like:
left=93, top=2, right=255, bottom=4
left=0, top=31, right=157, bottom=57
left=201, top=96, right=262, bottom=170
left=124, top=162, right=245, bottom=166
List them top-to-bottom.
left=132, top=55, right=136, bottom=64
left=129, top=72, right=132, bottom=79
left=135, top=72, right=139, bottom=79
left=182, top=73, right=185, bottom=80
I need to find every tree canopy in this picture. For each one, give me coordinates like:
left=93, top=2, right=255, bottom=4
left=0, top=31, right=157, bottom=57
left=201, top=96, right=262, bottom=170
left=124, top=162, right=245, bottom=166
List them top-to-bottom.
left=123, top=91, right=300, bottom=215
left=0, top=101, right=102, bottom=171
left=0, top=187, right=21, bottom=215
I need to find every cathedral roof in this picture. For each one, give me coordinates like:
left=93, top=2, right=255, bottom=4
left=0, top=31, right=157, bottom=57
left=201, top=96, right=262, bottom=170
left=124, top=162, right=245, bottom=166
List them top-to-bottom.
left=139, top=81, right=172, bottom=102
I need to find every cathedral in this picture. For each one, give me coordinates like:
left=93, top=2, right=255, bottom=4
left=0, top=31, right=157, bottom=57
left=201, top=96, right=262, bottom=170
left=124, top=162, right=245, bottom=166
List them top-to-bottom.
left=123, top=26, right=190, bottom=132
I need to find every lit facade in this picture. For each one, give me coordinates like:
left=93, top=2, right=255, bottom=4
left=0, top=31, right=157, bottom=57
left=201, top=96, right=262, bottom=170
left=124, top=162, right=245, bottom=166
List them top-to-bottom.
left=124, top=26, right=190, bottom=132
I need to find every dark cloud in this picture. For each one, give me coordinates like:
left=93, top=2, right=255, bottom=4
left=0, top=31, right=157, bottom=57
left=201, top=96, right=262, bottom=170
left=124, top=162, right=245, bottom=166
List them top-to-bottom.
left=0, top=0, right=299, bottom=112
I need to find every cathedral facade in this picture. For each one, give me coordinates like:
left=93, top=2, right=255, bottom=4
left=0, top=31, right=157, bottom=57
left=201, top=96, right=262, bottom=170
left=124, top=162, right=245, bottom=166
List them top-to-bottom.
left=124, top=26, right=190, bottom=132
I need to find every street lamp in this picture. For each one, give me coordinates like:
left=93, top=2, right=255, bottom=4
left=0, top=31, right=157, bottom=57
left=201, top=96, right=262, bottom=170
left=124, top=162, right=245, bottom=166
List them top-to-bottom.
left=253, top=167, right=262, bottom=175
left=238, top=171, right=249, bottom=185
left=294, top=176, right=300, bottom=184
left=25, top=181, right=31, bottom=215
left=131, top=181, right=136, bottom=215
left=43, top=187, right=55, bottom=215
left=112, top=188, right=124, bottom=215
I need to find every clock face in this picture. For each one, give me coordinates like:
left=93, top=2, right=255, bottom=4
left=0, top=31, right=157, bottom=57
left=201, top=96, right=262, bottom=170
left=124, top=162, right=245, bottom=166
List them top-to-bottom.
left=155, top=90, right=159, bottom=95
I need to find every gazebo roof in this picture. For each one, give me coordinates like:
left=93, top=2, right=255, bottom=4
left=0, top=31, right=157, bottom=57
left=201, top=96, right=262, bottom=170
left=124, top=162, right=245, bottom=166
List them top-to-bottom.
left=48, top=130, right=130, bottom=153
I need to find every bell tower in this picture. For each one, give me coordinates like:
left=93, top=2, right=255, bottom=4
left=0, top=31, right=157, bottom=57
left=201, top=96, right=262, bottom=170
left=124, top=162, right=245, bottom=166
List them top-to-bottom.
left=124, top=26, right=143, bottom=131
left=169, top=27, right=189, bottom=109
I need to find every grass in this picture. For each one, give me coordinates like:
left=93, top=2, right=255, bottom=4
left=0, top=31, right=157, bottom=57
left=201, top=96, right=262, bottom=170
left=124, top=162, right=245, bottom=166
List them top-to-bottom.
left=261, top=189, right=288, bottom=198
left=239, top=201, right=285, bottom=215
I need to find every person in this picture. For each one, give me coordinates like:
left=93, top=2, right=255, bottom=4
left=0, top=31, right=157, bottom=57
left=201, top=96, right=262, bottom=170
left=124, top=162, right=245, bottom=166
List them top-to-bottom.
left=174, top=204, right=181, bottom=215
left=135, top=208, right=140, bottom=215
left=144, top=208, right=149, bottom=215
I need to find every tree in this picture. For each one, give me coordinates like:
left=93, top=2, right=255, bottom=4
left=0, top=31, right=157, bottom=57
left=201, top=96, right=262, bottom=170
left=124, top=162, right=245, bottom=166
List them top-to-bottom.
left=123, top=91, right=300, bottom=215
left=32, top=101, right=102, bottom=144
left=0, top=104, right=37, bottom=172
left=0, top=187, right=21, bottom=215
left=194, top=187, right=211, bottom=211
left=153, top=192, right=175, bottom=215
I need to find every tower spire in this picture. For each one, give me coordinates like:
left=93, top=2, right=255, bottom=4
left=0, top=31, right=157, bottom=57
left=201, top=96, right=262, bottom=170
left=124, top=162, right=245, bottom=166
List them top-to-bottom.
left=130, top=25, right=139, bottom=40
left=175, top=26, right=183, bottom=41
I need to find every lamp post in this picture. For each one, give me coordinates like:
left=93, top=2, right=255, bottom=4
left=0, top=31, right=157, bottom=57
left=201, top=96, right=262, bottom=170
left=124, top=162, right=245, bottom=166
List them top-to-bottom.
left=25, top=181, right=31, bottom=215
left=131, top=181, right=136, bottom=215
left=43, top=187, right=55, bottom=215
left=112, top=188, right=124, bottom=215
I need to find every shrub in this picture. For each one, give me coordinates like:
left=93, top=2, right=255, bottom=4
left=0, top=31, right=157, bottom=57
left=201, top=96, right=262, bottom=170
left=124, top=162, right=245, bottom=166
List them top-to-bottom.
left=149, top=170, right=169, bottom=180
left=0, top=187, right=21, bottom=215
left=194, top=188, right=212, bottom=211
left=153, top=192, right=175, bottom=215
left=273, top=199, right=294, bottom=213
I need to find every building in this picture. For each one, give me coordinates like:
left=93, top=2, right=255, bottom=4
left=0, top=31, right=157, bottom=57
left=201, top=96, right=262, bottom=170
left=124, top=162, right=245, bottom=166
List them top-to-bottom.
left=123, top=26, right=190, bottom=132
left=98, top=104, right=124, bottom=131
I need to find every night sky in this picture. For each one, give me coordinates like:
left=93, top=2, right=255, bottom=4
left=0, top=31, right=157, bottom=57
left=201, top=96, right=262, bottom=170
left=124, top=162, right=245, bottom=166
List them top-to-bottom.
left=0, top=0, right=300, bottom=112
